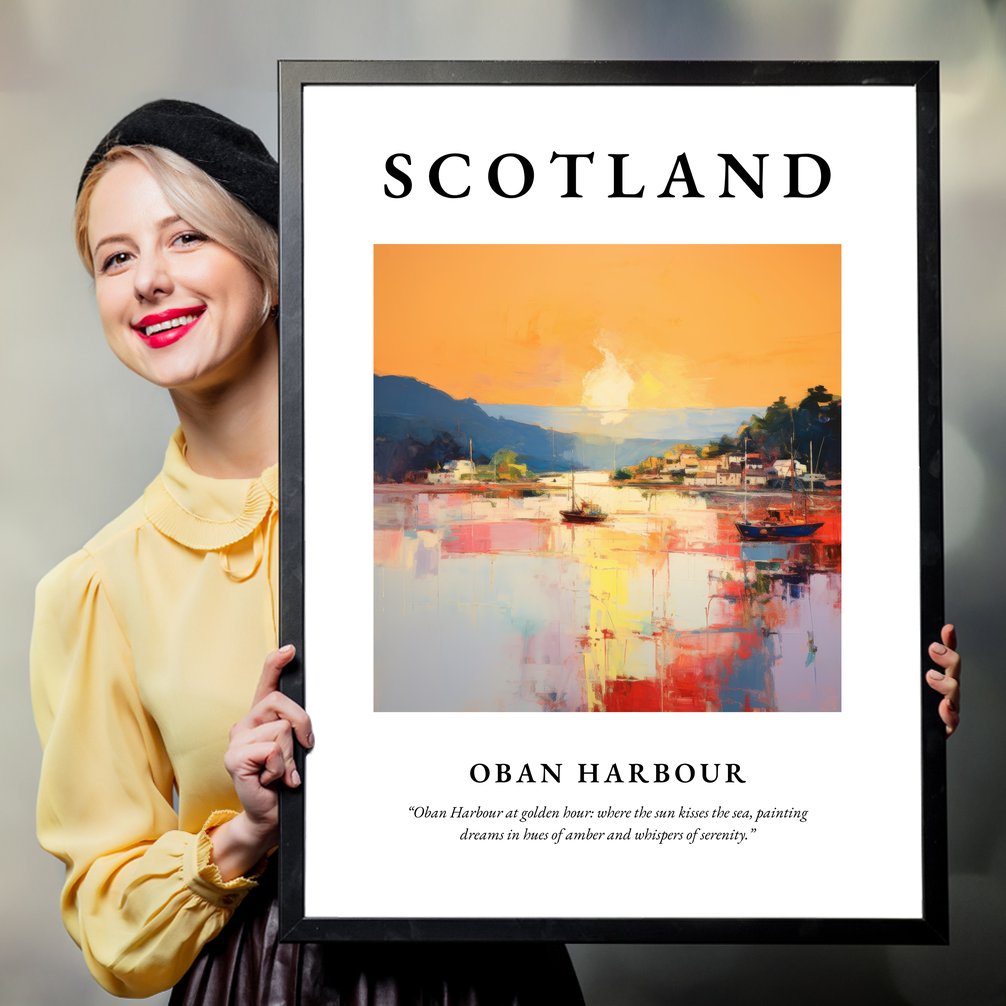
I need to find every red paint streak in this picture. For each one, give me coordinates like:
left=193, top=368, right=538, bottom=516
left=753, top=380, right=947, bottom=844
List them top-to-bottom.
left=441, top=520, right=548, bottom=554
left=592, top=625, right=781, bottom=712
left=657, top=648, right=725, bottom=712
left=602, top=677, right=662, bottom=712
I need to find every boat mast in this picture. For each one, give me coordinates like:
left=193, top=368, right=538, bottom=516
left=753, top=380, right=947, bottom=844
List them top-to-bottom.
left=790, top=410, right=796, bottom=513
left=742, top=435, right=748, bottom=521
left=808, top=441, right=814, bottom=516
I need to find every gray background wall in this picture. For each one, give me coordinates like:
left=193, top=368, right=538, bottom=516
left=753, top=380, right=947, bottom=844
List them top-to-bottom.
left=1, top=2, right=1003, bottom=1003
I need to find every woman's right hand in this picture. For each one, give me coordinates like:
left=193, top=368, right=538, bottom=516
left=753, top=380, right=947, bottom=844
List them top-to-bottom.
left=926, top=624, right=961, bottom=737
left=209, top=645, right=314, bottom=881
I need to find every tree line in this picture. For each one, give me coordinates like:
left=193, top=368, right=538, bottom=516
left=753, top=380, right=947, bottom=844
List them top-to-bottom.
left=715, top=385, right=841, bottom=475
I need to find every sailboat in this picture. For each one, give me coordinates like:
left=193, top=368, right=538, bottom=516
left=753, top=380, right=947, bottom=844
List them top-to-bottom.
left=735, top=426, right=823, bottom=540
left=560, top=465, right=606, bottom=524
left=735, top=509, right=824, bottom=539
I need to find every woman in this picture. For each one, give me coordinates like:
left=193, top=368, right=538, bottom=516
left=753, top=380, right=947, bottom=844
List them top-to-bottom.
left=32, top=99, right=963, bottom=1003
left=31, top=100, right=586, bottom=1003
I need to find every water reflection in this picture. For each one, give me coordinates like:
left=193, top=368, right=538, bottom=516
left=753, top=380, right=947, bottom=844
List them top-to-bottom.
left=374, top=478, right=840, bottom=712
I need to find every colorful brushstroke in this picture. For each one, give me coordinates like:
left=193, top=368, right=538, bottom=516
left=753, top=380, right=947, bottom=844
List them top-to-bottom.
left=374, top=245, right=841, bottom=713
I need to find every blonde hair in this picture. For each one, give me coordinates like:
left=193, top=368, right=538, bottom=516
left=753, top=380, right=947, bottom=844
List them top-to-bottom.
left=75, top=145, right=278, bottom=323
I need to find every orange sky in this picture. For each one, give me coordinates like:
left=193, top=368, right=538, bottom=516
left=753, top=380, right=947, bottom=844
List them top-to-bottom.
left=374, top=245, right=840, bottom=410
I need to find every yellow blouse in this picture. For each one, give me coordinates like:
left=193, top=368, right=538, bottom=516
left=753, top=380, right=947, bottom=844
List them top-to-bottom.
left=31, top=428, right=279, bottom=998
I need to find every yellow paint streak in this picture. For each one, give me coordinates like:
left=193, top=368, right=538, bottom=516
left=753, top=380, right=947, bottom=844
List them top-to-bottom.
left=577, top=528, right=666, bottom=710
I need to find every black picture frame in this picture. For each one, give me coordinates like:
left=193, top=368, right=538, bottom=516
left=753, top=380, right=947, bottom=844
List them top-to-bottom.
left=277, top=60, right=945, bottom=944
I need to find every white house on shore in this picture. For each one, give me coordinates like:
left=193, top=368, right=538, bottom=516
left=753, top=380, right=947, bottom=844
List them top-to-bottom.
left=427, top=459, right=474, bottom=484
left=771, top=459, right=807, bottom=478
left=683, top=471, right=718, bottom=487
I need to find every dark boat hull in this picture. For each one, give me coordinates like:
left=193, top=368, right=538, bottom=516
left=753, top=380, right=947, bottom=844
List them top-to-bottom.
left=561, top=510, right=606, bottom=524
left=735, top=521, right=824, bottom=539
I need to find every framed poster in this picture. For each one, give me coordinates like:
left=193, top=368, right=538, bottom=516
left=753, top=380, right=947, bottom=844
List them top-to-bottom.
left=277, top=61, right=946, bottom=943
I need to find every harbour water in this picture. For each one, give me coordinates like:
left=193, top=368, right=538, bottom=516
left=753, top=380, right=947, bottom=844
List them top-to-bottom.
left=374, top=477, right=841, bottom=713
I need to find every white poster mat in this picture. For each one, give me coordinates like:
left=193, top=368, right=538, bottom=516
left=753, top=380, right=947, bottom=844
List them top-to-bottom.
left=301, top=84, right=919, bottom=920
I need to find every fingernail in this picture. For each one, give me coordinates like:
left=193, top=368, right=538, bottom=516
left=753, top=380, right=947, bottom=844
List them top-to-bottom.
left=931, top=643, right=947, bottom=655
left=280, top=644, right=295, bottom=654
left=927, top=670, right=944, bottom=680
left=946, top=700, right=956, bottom=713
left=306, top=732, right=315, bottom=748
left=292, top=768, right=301, bottom=787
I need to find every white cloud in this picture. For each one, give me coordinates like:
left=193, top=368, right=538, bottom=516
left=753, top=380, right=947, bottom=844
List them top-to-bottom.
left=580, top=337, right=635, bottom=424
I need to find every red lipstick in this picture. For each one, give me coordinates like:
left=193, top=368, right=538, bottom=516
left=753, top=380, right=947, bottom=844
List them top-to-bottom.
left=132, top=306, right=205, bottom=349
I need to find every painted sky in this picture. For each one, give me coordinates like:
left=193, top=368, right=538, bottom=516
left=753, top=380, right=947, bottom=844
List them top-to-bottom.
left=374, top=245, right=840, bottom=411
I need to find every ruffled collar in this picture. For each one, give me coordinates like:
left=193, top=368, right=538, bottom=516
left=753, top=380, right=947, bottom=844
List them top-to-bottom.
left=143, top=428, right=278, bottom=551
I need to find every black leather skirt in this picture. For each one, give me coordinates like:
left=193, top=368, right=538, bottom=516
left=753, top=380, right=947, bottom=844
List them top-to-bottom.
left=169, top=869, right=585, bottom=1006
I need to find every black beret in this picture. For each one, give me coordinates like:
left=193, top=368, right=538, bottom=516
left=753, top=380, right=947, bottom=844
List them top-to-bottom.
left=78, top=99, right=278, bottom=228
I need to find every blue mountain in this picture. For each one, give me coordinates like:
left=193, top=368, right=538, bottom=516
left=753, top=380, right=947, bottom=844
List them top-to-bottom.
left=374, top=375, right=685, bottom=481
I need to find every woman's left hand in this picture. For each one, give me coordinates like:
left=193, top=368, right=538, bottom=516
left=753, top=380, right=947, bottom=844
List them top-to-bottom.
left=926, top=624, right=960, bottom=737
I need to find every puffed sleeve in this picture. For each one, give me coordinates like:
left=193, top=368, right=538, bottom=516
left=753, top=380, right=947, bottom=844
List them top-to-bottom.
left=31, top=549, right=262, bottom=998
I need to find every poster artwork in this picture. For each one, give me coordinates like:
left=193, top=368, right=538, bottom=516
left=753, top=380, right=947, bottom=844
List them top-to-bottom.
left=286, top=63, right=943, bottom=941
left=373, top=243, right=841, bottom=714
